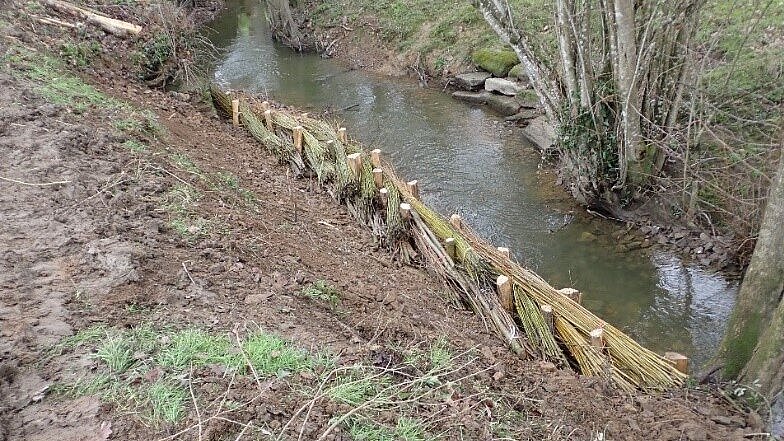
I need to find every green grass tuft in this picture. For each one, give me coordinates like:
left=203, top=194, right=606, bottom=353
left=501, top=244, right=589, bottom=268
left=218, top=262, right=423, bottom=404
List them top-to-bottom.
left=301, top=280, right=341, bottom=306
left=158, top=329, right=239, bottom=370
left=242, top=331, right=313, bottom=376
left=96, top=336, right=134, bottom=373
left=146, top=380, right=187, bottom=424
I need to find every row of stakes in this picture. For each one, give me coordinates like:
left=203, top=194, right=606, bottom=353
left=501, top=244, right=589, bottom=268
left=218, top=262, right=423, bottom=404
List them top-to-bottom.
left=229, top=97, right=690, bottom=376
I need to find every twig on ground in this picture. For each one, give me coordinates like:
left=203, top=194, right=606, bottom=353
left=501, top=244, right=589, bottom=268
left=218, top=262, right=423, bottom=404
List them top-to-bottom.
left=0, top=175, right=72, bottom=186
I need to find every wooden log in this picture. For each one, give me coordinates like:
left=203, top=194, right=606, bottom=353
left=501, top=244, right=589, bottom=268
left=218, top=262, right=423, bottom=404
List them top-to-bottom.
left=43, top=0, right=142, bottom=36
left=35, top=15, right=77, bottom=28
left=231, top=99, right=240, bottom=127
left=264, top=110, right=273, bottom=130
left=293, top=126, right=303, bottom=153
left=338, top=127, right=347, bottom=143
left=371, top=149, right=381, bottom=167
left=346, top=153, right=362, bottom=177
left=372, top=168, right=384, bottom=188
left=406, top=180, right=420, bottom=200
left=379, top=188, right=388, bottom=207
left=400, top=203, right=411, bottom=220
left=450, top=214, right=462, bottom=229
left=444, top=237, right=456, bottom=261
left=497, top=247, right=510, bottom=258
left=496, top=275, right=513, bottom=312
left=558, top=287, right=582, bottom=304
left=541, top=304, right=554, bottom=333
left=590, top=328, right=605, bottom=349
left=664, top=352, right=689, bottom=374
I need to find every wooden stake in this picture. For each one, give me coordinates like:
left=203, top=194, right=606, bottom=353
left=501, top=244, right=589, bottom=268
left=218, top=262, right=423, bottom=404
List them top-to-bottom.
left=231, top=99, right=239, bottom=127
left=261, top=101, right=270, bottom=111
left=264, top=109, right=273, bottom=130
left=293, top=126, right=303, bottom=153
left=338, top=127, right=347, bottom=143
left=371, top=149, right=382, bottom=167
left=347, top=152, right=362, bottom=177
left=372, top=168, right=384, bottom=188
left=406, top=180, right=420, bottom=200
left=379, top=188, right=388, bottom=207
left=399, top=203, right=411, bottom=220
left=450, top=214, right=462, bottom=229
left=444, top=237, right=456, bottom=261
left=497, top=247, right=510, bottom=258
left=496, top=275, right=513, bottom=312
left=558, top=287, right=582, bottom=304
left=541, top=304, right=554, bottom=333
left=590, top=328, right=605, bottom=349
left=664, top=352, right=689, bottom=374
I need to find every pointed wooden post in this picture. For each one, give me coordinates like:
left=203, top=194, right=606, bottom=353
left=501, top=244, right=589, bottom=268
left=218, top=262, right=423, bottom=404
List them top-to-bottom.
left=231, top=99, right=239, bottom=127
left=264, top=109, right=273, bottom=130
left=293, top=126, right=303, bottom=153
left=338, top=127, right=347, bottom=143
left=371, top=149, right=382, bottom=167
left=346, top=152, right=362, bottom=177
left=373, top=168, right=384, bottom=188
left=406, top=180, right=420, bottom=200
left=379, top=188, right=388, bottom=207
left=399, top=203, right=411, bottom=220
left=450, top=214, right=462, bottom=229
left=444, top=237, right=456, bottom=261
left=497, top=247, right=510, bottom=258
left=496, top=275, right=513, bottom=312
left=558, top=288, right=582, bottom=304
left=541, top=304, right=554, bottom=333
left=590, top=328, right=605, bottom=349
left=664, top=352, right=689, bottom=374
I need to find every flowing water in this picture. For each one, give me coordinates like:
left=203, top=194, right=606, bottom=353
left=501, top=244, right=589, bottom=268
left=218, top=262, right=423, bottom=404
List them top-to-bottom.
left=204, top=1, right=738, bottom=368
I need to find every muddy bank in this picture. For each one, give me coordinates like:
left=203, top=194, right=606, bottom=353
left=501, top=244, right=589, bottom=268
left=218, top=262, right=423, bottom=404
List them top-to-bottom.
left=0, top=0, right=764, bottom=440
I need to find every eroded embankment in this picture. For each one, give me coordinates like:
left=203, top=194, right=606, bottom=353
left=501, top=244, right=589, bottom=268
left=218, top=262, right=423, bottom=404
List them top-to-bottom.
left=0, top=1, right=763, bottom=440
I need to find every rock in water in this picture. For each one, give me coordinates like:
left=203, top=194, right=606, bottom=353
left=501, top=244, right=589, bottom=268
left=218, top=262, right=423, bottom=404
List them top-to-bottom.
left=453, top=72, right=492, bottom=91
left=485, top=77, right=525, bottom=96
left=452, top=90, right=491, bottom=105
left=486, top=94, right=521, bottom=116
left=523, top=116, right=556, bottom=151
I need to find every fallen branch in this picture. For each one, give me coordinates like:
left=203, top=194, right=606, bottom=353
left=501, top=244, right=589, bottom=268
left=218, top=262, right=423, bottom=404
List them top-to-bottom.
left=42, top=0, right=142, bottom=36
left=33, top=15, right=78, bottom=29
left=0, top=176, right=71, bottom=186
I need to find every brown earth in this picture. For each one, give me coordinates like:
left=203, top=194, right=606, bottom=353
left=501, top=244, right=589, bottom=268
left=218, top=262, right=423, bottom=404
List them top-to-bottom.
left=0, top=1, right=768, bottom=440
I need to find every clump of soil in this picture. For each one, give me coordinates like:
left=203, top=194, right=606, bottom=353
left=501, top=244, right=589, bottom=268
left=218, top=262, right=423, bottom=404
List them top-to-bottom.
left=0, top=1, right=767, bottom=440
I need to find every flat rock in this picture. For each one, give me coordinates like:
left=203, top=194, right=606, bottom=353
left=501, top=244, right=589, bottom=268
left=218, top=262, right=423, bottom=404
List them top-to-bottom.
left=453, top=72, right=492, bottom=91
left=485, top=77, right=525, bottom=96
left=452, top=90, right=491, bottom=105
left=486, top=94, right=521, bottom=116
left=522, top=116, right=556, bottom=151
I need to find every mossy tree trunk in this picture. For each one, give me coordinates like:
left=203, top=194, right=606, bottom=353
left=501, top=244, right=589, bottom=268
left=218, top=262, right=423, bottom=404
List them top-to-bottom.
left=266, top=0, right=305, bottom=51
left=716, top=146, right=784, bottom=403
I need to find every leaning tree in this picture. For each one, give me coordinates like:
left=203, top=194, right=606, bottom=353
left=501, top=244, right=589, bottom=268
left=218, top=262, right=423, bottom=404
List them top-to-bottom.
left=472, top=0, right=703, bottom=205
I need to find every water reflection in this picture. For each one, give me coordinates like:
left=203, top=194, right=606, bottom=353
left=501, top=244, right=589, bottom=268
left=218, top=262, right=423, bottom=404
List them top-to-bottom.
left=205, top=2, right=738, bottom=368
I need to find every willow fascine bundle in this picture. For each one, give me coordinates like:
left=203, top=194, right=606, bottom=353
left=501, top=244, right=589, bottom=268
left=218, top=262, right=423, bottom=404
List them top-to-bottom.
left=208, top=84, right=686, bottom=391
left=514, top=288, right=567, bottom=365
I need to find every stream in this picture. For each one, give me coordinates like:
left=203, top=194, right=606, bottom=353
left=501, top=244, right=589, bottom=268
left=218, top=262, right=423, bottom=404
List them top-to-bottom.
left=204, top=1, right=738, bottom=369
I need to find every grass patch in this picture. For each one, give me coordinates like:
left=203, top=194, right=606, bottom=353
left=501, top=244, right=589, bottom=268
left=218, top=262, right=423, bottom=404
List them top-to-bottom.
left=60, top=41, right=101, bottom=67
left=4, top=48, right=126, bottom=112
left=123, top=139, right=148, bottom=154
left=169, top=152, right=201, bottom=174
left=301, top=280, right=341, bottom=306
left=50, top=325, right=319, bottom=425
left=157, top=329, right=239, bottom=370
left=242, top=331, right=314, bottom=376
left=96, top=336, right=134, bottom=373
left=146, top=380, right=187, bottom=424
left=344, top=416, right=428, bottom=441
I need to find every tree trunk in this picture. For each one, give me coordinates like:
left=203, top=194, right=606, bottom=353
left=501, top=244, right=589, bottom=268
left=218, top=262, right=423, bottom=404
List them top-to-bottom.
left=612, top=0, right=647, bottom=191
left=716, top=145, right=784, bottom=388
